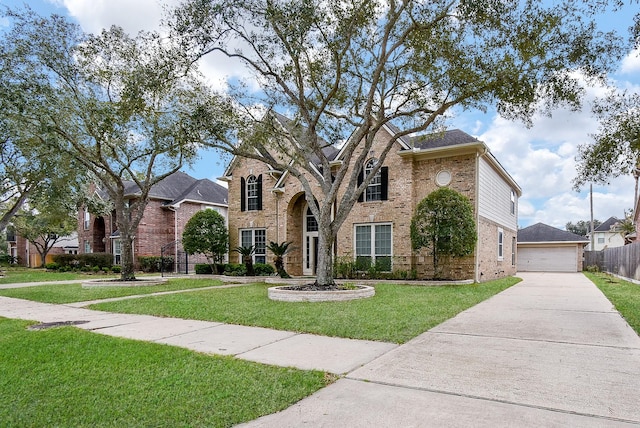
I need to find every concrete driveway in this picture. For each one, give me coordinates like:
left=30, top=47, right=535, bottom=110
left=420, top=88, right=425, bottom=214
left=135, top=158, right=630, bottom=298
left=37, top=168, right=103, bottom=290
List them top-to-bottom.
left=241, top=272, right=640, bottom=427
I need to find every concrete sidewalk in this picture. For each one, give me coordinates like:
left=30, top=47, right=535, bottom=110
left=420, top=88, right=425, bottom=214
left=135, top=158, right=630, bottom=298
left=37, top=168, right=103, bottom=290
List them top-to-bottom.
left=241, top=272, right=640, bottom=427
left=0, top=294, right=396, bottom=375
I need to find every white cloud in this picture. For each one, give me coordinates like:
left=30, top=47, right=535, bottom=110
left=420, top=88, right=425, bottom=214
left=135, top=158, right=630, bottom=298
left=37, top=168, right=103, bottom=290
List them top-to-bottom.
left=58, top=0, right=174, bottom=34
left=620, top=48, right=640, bottom=75
left=471, top=76, right=635, bottom=228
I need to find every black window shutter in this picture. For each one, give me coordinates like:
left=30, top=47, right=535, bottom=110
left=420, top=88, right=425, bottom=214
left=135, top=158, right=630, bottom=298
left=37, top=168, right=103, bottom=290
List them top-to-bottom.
left=381, top=166, right=388, bottom=201
left=357, top=169, right=364, bottom=202
left=257, top=174, right=263, bottom=210
left=240, top=177, right=246, bottom=212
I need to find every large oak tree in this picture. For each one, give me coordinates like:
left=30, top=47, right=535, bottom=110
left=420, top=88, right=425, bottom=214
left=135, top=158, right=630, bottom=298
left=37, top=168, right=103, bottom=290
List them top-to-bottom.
left=172, top=0, right=627, bottom=287
left=174, top=0, right=629, bottom=286
left=0, top=8, right=232, bottom=279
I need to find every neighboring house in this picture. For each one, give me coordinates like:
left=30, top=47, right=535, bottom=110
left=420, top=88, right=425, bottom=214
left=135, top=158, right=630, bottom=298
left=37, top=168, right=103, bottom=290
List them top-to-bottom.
left=221, top=113, right=521, bottom=281
left=78, top=171, right=228, bottom=267
left=586, top=216, right=626, bottom=251
left=517, top=223, right=588, bottom=272
left=7, top=228, right=78, bottom=267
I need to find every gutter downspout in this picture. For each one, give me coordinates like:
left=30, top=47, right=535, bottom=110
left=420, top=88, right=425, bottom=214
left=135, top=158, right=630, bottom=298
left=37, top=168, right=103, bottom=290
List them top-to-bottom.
left=474, top=147, right=488, bottom=282
left=167, top=206, right=178, bottom=273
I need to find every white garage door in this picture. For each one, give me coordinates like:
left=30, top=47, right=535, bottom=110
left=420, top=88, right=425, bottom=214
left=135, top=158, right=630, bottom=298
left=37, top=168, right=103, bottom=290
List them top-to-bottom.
left=518, top=246, right=578, bottom=272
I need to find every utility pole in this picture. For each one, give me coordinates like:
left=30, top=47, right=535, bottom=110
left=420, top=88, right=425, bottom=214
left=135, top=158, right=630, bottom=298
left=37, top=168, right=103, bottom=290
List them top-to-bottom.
left=590, top=183, right=594, bottom=251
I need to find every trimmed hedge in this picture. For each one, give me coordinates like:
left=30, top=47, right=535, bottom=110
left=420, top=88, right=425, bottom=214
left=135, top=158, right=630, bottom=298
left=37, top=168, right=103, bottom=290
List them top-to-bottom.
left=52, top=253, right=113, bottom=269
left=138, top=256, right=174, bottom=273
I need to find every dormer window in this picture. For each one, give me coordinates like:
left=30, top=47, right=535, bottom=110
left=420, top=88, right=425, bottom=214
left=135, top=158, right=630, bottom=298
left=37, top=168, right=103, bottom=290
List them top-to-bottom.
left=358, top=159, right=388, bottom=202
left=241, top=174, right=262, bottom=211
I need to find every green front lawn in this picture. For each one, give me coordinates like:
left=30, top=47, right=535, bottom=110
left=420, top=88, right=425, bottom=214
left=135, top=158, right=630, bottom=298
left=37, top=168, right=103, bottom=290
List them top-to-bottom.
left=0, top=268, right=95, bottom=284
left=584, top=272, right=640, bottom=335
left=90, top=277, right=521, bottom=343
left=0, top=278, right=225, bottom=304
left=0, top=318, right=328, bottom=427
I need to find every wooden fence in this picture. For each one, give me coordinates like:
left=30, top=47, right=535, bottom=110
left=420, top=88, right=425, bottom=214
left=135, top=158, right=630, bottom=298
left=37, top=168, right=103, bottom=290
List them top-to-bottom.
left=584, top=242, right=640, bottom=281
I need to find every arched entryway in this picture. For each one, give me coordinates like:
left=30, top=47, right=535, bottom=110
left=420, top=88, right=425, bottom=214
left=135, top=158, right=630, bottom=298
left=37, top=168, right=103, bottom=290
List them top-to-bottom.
left=285, top=193, right=319, bottom=277
left=302, top=205, right=319, bottom=276
left=92, top=217, right=106, bottom=252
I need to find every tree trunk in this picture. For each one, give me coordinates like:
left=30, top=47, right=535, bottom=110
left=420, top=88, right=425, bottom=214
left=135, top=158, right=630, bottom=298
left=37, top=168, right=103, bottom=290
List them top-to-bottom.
left=314, top=224, right=335, bottom=287
left=120, top=235, right=136, bottom=280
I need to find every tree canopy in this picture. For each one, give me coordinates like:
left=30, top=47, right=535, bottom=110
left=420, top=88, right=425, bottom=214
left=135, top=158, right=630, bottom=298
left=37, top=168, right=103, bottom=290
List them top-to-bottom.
left=171, top=0, right=627, bottom=286
left=0, top=8, right=233, bottom=279
left=574, top=91, right=640, bottom=190
left=410, top=187, right=476, bottom=279
left=12, top=204, right=77, bottom=267
left=182, top=209, right=229, bottom=265
left=566, top=219, right=602, bottom=236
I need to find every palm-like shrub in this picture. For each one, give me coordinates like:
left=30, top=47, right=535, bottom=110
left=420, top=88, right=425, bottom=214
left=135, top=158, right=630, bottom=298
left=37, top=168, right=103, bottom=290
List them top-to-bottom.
left=267, top=241, right=294, bottom=278
left=234, top=245, right=255, bottom=276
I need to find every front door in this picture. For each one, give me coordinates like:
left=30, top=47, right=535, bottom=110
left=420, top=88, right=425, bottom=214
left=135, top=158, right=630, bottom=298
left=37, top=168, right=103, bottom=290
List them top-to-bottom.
left=303, top=206, right=318, bottom=275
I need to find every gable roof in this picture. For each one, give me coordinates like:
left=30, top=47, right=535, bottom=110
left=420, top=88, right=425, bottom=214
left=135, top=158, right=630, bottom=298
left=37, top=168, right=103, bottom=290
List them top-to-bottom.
left=221, top=111, right=339, bottom=178
left=410, top=129, right=480, bottom=150
left=123, top=171, right=227, bottom=207
left=593, top=216, right=620, bottom=232
left=518, top=223, right=589, bottom=243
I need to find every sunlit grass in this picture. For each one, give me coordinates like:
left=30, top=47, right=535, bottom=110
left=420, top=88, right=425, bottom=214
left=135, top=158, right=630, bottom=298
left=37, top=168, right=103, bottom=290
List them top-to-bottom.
left=0, top=267, right=95, bottom=284
left=584, top=272, right=640, bottom=335
left=91, top=277, right=521, bottom=343
left=0, top=278, right=225, bottom=303
left=0, top=317, right=329, bottom=427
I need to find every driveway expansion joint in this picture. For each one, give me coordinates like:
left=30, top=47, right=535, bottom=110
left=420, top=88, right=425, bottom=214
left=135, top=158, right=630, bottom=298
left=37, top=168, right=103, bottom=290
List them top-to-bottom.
left=430, top=330, right=640, bottom=350
left=342, top=377, right=640, bottom=425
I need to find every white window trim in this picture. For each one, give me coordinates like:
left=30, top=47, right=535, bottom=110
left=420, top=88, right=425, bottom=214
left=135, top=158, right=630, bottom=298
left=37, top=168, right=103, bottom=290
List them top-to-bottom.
left=364, top=159, right=382, bottom=202
left=246, top=175, right=259, bottom=211
left=510, top=190, right=516, bottom=215
left=354, top=222, right=393, bottom=271
left=239, top=228, right=267, bottom=264
left=498, top=228, right=504, bottom=261
left=113, top=239, right=122, bottom=265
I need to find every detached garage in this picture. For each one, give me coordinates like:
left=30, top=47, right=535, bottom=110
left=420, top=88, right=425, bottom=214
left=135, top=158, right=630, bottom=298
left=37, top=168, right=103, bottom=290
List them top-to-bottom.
left=517, top=223, right=589, bottom=272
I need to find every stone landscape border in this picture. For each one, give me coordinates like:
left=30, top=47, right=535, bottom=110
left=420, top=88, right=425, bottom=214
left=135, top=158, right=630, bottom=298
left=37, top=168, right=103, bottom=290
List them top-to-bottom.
left=82, top=277, right=168, bottom=288
left=268, top=285, right=375, bottom=302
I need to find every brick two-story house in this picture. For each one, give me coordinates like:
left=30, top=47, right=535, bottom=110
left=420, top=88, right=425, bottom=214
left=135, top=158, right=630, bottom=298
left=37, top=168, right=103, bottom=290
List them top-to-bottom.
left=221, top=114, right=521, bottom=281
left=78, top=171, right=228, bottom=266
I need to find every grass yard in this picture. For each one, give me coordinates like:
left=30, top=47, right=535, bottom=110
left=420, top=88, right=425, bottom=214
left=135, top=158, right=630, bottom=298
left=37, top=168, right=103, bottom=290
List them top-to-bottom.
left=0, top=268, right=96, bottom=284
left=584, top=272, right=640, bottom=335
left=90, top=277, right=521, bottom=343
left=0, top=278, right=225, bottom=303
left=0, top=317, right=329, bottom=427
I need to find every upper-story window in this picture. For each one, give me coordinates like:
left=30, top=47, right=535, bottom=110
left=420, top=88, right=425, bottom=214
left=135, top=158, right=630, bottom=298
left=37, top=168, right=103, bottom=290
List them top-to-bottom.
left=358, top=159, right=388, bottom=202
left=240, top=174, right=262, bottom=211
left=510, top=190, right=516, bottom=215
left=83, top=208, right=90, bottom=230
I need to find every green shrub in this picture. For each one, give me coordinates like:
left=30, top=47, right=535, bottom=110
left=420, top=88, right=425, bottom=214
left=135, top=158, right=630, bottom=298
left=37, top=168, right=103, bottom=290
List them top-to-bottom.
left=53, top=253, right=113, bottom=269
left=0, top=254, right=16, bottom=266
left=138, top=256, right=173, bottom=273
left=334, top=256, right=358, bottom=279
left=44, top=262, right=59, bottom=270
left=224, top=263, right=247, bottom=276
left=254, top=263, right=275, bottom=276
left=195, top=264, right=213, bottom=274
left=585, top=264, right=600, bottom=273
left=111, top=265, right=121, bottom=274
left=92, top=266, right=100, bottom=273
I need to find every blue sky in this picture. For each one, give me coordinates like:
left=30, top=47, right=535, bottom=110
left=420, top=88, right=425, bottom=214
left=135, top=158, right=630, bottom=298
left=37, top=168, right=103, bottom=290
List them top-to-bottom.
left=2, top=0, right=639, bottom=229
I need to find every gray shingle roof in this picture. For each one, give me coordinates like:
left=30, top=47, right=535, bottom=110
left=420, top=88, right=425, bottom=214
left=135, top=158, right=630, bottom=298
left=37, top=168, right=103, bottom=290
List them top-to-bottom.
left=271, top=112, right=339, bottom=162
left=409, top=129, right=480, bottom=150
left=123, top=171, right=227, bottom=206
left=593, top=216, right=620, bottom=232
left=518, top=223, right=588, bottom=243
